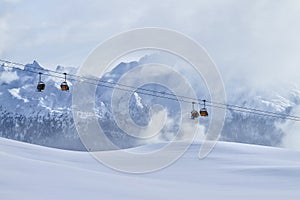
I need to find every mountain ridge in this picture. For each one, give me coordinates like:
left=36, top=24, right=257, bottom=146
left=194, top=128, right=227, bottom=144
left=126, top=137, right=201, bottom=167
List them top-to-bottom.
left=0, top=57, right=299, bottom=150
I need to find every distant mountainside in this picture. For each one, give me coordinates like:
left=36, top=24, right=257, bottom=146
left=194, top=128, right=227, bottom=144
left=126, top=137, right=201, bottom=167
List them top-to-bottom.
left=0, top=55, right=299, bottom=150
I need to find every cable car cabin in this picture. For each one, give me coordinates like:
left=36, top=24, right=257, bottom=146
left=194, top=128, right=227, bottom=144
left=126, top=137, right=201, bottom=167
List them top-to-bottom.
left=37, top=72, right=45, bottom=92
left=60, top=72, right=69, bottom=91
left=37, top=81, right=45, bottom=92
left=60, top=81, right=69, bottom=91
left=200, top=108, right=208, bottom=117
left=191, top=110, right=199, bottom=119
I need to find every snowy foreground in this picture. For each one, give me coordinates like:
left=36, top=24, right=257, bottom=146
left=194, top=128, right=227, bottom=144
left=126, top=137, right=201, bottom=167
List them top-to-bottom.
left=1, top=137, right=300, bottom=200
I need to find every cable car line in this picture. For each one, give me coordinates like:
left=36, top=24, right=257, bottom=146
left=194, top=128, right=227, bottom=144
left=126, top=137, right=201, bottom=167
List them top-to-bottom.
left=0, top=58, right=66, bottom=76
left=0, top=59, right=202, bottom=102
left=1, top=59, right=300, bottom=122
left=1, top=62, right=192, bottom=103
left=207, top=100, right=300, bottom=120
left=209, top=103, right=300, bottom=121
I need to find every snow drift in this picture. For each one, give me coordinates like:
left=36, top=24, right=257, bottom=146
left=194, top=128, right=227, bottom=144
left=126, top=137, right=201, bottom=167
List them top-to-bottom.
left=1, top=137, right=300, bottom=200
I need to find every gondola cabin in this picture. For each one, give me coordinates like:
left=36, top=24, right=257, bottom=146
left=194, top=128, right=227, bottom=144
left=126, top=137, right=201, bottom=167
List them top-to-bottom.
left=37, top=72, right=45, bottom=92
left=60, top=73, right=69, bottom=91
left=37, top=81, right=45, bottom=92
left=60, top=81, right=69, bottom=91
left=199, top=100, right=209, bottom=117
left=191, top=102, right=199, bottom=119
left=200, top=108, right=208, bottom=117
left=191, top=110, right=199, bottom=119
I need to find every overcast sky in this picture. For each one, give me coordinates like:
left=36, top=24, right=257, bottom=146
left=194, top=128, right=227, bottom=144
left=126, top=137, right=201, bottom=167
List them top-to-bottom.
left=1, top=0, right=300, bottom=90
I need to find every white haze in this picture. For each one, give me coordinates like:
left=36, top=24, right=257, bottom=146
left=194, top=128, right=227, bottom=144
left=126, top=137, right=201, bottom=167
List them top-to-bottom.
left=0, top=70, right=19, bottom=84
left=278, top=104, right=300, bottom=151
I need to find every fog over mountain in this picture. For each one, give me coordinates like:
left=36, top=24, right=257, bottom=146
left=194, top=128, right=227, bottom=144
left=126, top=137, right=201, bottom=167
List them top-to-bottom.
left=1, top=53, right=300, bottom=151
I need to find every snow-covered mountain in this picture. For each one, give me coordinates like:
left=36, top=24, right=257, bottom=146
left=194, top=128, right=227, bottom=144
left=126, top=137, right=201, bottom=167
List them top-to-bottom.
left=1, top=55, right=300, bottom=150
left=0, top=60, right=158, bottom=150
left=0, top=61, right=80, bottom=149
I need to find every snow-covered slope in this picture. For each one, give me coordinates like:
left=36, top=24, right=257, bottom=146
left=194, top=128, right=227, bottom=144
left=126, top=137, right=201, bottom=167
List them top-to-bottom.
left=1, top=137, right=300, bottom=200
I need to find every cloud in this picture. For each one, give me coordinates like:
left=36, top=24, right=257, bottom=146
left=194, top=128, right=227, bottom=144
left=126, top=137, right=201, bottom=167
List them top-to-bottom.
left=0, top=0, right=298, bottom=76
left=3, top=0, right=21, bottom=3
left=207, top=0, right=300, bottom=90
left=0, top=3, right=298, bottom=86
left=0, top=14, right=12, bottom=55
left=0, top=70, right=19, bottom=83
left=278, top=104, right=300, bottom=150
